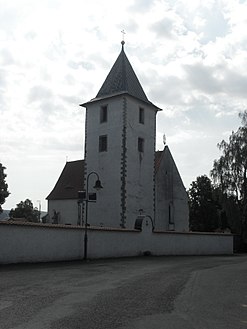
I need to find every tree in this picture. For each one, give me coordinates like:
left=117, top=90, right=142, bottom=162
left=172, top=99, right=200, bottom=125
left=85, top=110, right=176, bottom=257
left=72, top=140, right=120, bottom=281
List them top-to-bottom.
left=211, top=111, right=247, bottom=243
left=211, top=112, right=247, bottom=200
left=0, top=163, right=10, bottom=214
left=188, top=175, right=220, bottom=232
left=212, top=187, right=241, bottom=234
left=9, top=199, right=40, bottom=222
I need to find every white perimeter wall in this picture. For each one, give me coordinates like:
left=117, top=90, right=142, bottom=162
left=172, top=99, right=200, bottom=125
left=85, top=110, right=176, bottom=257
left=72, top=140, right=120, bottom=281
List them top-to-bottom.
left=0, top=221, right=233, bottom=264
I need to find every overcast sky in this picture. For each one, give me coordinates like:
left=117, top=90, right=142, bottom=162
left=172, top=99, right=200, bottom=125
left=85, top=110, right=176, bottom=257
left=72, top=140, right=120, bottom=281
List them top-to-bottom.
left=1, top=0, right=247, bottom=211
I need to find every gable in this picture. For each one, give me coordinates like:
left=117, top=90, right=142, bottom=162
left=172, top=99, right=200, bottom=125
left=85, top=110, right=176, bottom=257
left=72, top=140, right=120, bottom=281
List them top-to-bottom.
left=155, top=146, right=186, bottom=190
left=46, top=160, right=84, bottom=200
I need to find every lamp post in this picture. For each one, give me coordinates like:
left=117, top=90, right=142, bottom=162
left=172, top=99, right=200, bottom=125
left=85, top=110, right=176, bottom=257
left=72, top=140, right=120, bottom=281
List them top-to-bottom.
left=83, top=171, right=103, bottom=260
left=37, top=200, right=41, bottom=222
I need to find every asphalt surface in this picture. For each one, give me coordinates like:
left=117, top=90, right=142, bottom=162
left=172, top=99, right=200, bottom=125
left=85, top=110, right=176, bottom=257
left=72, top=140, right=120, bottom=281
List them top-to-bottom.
left=0, top=255, right=247, bottom=329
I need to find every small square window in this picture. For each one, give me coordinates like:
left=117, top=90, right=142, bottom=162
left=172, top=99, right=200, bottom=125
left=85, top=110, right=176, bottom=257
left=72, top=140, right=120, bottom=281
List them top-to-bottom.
left=100, top=105, right=108, bottom=123
left=139, top=107, right=144, bottom=124
left=99, top=135, right=107, bottom=152
left=138, top=137, right=144, bottom=152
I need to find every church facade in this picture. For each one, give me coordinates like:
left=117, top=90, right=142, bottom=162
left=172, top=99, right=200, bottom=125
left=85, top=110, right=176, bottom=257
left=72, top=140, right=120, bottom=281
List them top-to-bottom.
left=47, top=42, right=189, bottom=231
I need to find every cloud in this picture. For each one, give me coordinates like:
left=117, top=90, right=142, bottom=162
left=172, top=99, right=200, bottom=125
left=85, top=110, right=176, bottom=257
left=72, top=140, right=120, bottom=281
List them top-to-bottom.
left=1, top=0, right=247, bottom=209
left=128, top=0, right=154, bottom=13
left=0, top=3, right=21, bottom=32
left=199, top=6, right=230, bottom=43
left=150, top=9, right=187, bottom=40
left=151, top=17, right=176, bottom=39
left=117, top=19, right=138, bottom=35
left=0, top=48, right=15, bottom=66
left=68, top=60, right=94, bottom=70
left=184, top=62, right=247, bottom=98
left=184, top=63, right=222, bottom=94
left=0, top=68, right=7, bottom=89
left=223, top=70, right=247, bottom=98
left=64, top=74, right=76, bottom=86
left=149, top=75, right=188, bottom=105
left=28, top=85, right=53, bottom=103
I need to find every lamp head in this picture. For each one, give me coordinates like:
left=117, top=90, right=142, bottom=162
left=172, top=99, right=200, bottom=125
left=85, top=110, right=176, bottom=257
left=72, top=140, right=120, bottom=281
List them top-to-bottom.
left=93, top=179, right=103, bottom=190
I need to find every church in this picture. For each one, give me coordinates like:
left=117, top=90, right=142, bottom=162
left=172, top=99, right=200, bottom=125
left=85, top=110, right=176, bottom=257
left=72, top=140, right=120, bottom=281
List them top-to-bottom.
left=46, top=41, right=189, bottom=232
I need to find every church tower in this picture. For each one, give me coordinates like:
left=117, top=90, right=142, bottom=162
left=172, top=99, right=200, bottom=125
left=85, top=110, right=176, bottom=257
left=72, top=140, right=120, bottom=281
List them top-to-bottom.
left=81, top=42, right=161, bottom=228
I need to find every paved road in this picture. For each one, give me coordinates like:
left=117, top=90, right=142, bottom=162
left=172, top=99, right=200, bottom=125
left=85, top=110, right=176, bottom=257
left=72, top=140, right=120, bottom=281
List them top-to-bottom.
left=0, top=255, right=247, bottom=329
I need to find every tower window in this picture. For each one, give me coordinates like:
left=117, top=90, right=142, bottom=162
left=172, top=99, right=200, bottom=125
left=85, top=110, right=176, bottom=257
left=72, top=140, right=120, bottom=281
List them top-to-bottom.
left=100, top=105, right=108, bottom=123
left=139, top=107, right=144, bottom=124
left=99, top=135, right=107, bottom=152
left=138, top=137, right=144, bottom=152
left=169, top=203, right=174, bottom=225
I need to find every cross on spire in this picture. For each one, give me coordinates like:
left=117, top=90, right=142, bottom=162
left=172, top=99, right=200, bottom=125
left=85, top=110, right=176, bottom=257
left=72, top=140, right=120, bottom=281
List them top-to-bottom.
left=121, top=29, right=126, bottom=41
left=121, top=30, right=126, bottom=48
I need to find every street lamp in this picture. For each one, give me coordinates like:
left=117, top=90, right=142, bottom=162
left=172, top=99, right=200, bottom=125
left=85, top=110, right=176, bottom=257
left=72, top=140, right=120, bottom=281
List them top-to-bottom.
left=80, top=171, right=103, bottom=261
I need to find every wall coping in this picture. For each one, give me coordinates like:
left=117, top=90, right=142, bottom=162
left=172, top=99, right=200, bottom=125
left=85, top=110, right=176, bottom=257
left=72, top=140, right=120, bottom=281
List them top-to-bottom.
left=0, top=221, right=233, bottom=236
left=0, top=221, right=138, bottom=232
left=153, top=229, right=233, bottom=236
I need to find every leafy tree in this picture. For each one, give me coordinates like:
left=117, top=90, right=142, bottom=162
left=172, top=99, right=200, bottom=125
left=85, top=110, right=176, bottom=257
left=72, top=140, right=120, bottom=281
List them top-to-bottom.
left=211, top=111, right=247, bottom=242
left=211, top=112, right=247, bottom=200
left=0, top=163, right=10, bottom=214
left=188, top=175, right=220, bottom=232
left=212, top=187, right=241, bottom=234
left=9, top=199, right=40, bottom=222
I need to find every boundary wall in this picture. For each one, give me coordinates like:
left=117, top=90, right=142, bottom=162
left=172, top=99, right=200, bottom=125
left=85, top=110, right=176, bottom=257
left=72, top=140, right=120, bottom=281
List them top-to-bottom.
left=0, top=221, right=233, bottom=264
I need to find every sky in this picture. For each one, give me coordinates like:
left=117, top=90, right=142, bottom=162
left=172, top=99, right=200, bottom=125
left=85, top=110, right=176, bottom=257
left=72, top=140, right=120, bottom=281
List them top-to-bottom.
left=1, top=0, right=247, bottom=211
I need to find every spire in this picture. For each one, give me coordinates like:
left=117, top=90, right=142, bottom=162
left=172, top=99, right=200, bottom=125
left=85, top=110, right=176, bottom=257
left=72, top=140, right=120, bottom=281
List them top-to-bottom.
left=95, top=43, right=150, bottom=104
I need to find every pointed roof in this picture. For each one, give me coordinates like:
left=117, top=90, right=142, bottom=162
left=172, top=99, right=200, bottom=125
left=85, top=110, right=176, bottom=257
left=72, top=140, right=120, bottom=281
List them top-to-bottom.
left=81, top=42, right=161, bottom=110
left=96, top=42, right=149, bottom=103
left=155, top=145, right=186, bottom=189
left=46, top=160, right=84, bottom=200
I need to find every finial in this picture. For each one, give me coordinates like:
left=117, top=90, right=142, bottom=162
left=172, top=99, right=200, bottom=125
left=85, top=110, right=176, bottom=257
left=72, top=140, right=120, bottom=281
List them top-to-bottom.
left=121, top=29, right=126, bottom=48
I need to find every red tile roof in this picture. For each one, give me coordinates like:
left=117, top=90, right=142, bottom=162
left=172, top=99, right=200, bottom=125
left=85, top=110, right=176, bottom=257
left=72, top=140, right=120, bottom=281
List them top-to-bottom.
left=155, top=150, right=164, bottom=174
left=47, top=160, right=84, bottom=200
